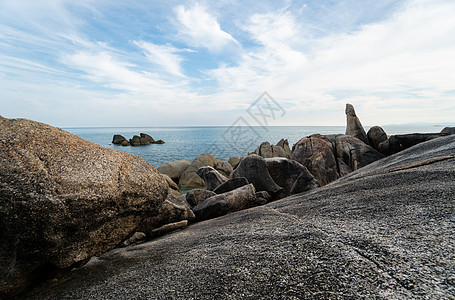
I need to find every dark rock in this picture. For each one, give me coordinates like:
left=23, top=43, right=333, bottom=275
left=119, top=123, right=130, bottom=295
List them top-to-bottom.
left=345, top=103, right=369, bottom=144
left=0, top=116, right=168, bottom=298
left=367, top=126, right=388, bottom=150
left=441, top=126, right=455, bottom=135
left=140, top=133, right=155, bottom=145
left=378, top=133, right=442, bottom=155
left=112, top=134, right=129, bottom=145
left=24, top=135, right=455, bottom=299
left=129, top=135, right=141, bottom=146
left=291, top=135, right=339, bottom=185
left=335, top=135, right=385, bottom=171
left=121, top=140, right=130, bottom=146
left=154, top=140, right=165, bottom=144
left=253, top=141, right=289, bottom=158
left=180, top=154, right=217, bottom=189
left=230, top=155, right=282, bottom=196
left=265, top=157, right=320, bottom=199
left=158, top=160, right=192, bottom=182
left=215, top=160, right=233, bottom=177
left=196, top=166, right=229, bottom=191
left=162, top=174, right=181, bottom=197
left=213, top=177, right=249, bottom=194
left=192, top=184, right=256, bottom=221
left=186, top=189, right=217, bottom=208
left=255, top=191, right=272, bottom=204
left=139, top=194, right=194, bottom=236
left=121, top=232, right=146, bottom=247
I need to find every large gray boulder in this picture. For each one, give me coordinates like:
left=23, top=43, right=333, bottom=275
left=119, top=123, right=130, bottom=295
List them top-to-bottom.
left=345, top=103, right=369, bottom=144
left=0, top=116, right=168, bottom=298
left=367, top=126, right=388, bottom=151
left=441, top=126, right=455, bottom=135
left=378, top=133, right=442, bottom=155
left=112, top=134, right=129, bottom=146
left=24, top=135, right=455, bottom=299
left=335, top=135, right=384, bottom=171
left=276, top=138, right=292, bottom=158
left=253, top=141, right=289, bottom=158
left=179, top=154, right=217, bottom=189
left=230, top=155, right=282, bottom=197
left=265, top=157, right=320, bottom=199
left=158, top=160, right=191, bottom=182
left=214, top=160, right=233, bottom=177
left=196, top=166, right=228, bottom=191
left=213, top=177, right=249, bottom=194
left=192, top=184, right=256, bottom=221
left=185, top=189, right=217, bottom=208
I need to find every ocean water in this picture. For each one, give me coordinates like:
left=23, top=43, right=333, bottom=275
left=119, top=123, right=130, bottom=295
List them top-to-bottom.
left=65, top=125, right=446, bottom=168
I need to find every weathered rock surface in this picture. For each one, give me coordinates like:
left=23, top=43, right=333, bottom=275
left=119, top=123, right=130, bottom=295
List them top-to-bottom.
left=345, top=103, right=369, bottom=144
left=0, top=116, right=168, bottom=298
left=367, top=126, right=388, bottom=150
left=441, top=126, right=455, bottom=135
left=139, top=133, right=155, bottom=145
left=378, top=133, right=443, bottom=155
left=292, top=134, right=383, bottom=185
left=23, top=135, right=455, bottom=299
left=129, top=135, right=142, bottom=146
left=291, top=135, right=339, bottom=185
left=276, top=138, right=292, bottom=158
left=253, top=141, right=289, bottom=158
left=179, top=154, right=217, bottom=189
left=230, top=155, right=282, bottom=196
left=265, top=157, right=320, bottom=199
left=158, top=160, right=191, bottom=182
left=214, top=160, right=233, bottom=177
left=196, top=166, right=228, bottom=191
left=161, top=174, right=181, bottom=197
left=213, top=177, right=249, bottom=194
left=192, top=184, right=257, bottom=221
left=185, top=189, right=217, bottom=208
left=139, top=194, right=194, bottom=236
left=149, top=220, right=188, bottom=237
left=121, top=232, right=146, bottom=247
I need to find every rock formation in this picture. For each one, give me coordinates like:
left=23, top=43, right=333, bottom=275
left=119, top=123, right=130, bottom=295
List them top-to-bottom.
left=345, top=103, right=369, bottom=144
left=0, top=116, right=168, bottom=298
left=367, top=126, right=388, bottom=151
left=112, top=133, right=164, bottom=146
left=179, top=153, right=217, bottom=189
left=158, top=160, right=191, bottom=182
left=196, top=166, right=229, bottom=191
left=185, top=189, right=217, bottom=208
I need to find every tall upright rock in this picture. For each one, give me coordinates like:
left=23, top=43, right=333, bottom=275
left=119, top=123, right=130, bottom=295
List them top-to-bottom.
left=345, top=103, right=369, bottom=144
left=0, top=116, right=168, bottom=298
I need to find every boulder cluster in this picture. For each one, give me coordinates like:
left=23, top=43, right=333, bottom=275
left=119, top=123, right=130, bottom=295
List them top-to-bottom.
left=112, top=133, right=164, bottom=146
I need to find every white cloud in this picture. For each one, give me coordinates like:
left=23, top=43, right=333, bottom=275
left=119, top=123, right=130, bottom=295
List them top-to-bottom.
left=174, top=3, right=238, bottom=52
left=133, top=41, right=187, bottom=77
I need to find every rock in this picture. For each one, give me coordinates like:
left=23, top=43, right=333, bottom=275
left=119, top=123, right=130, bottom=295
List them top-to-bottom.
left=345, top=103, right=369, bottom=144
left=0, top=116, right=168, bottom=298
left=367, top=126, right=388, bottom=150
left=441, top=126, right=455, bottom=135
left=140, top=133, right=155, bottom=145
left=378, top=133, right=443, bottom=155
left=112, top=134, right=129, bottom=145
left=129, top=135, right=141, bottom=146
left=291, top=135, right=339, bottom=186
left=335, top=135, right=384, bottom=171
left=22, top=136, right=455, bottom=299
left=276, top=138, right=292, bottom=158
left=121, top=140, right=130, bottom=146
left=154, top=140, right=165, bottom=144
left=253, top=141, right=289, bottom=158
left=179, top=154, right=217, bottom=189
left=230, top=155, right=282, bottom=197
left=228, top=157, right=242, bottom=169
left=265, top=157, right=320, bottom=199
left=158, top=160, right=192, bottom=182
left=215, top=160, right=233, bottom=177
left=196, top=166, right=228, bottom=191
left=162, top=174, right=181, bottom=197
left=213, top=177, right=249, bottom=194
left=192, top=184, right=256, bottom=221
left=186, top=189, right=217, bottom=208
left=255, top=191, right=272, bottom=204
left=139, top=194, right=194, bottom=236
left=149, top=220, right=188, bottom=237
left=121, top=232, right=147, bottom=247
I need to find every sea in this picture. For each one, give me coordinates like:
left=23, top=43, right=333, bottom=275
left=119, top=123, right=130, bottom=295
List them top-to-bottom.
left=65, top=125, right=446, bottom=168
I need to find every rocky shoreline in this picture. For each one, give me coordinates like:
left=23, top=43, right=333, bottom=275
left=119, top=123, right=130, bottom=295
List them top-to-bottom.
left=1, top=105, right=454, bottom=299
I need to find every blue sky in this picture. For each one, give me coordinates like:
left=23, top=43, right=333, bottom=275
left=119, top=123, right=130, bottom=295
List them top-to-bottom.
left=0, top=0, right=454, bottom=127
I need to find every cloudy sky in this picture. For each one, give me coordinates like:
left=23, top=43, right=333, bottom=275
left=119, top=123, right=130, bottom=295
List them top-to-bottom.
left=1, top=0, right=454, bottom=127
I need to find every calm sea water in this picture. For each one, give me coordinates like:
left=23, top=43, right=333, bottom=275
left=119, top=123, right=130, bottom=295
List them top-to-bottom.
left=65, top=125, right=445, bottom=168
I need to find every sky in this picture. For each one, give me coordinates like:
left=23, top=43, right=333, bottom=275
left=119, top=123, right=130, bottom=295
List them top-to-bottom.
left=0, top=0, right=454, bottom=127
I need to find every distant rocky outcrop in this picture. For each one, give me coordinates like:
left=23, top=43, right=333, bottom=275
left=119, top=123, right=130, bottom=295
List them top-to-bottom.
left=345, top=103, right=369, bottom=144
left=0, top=116, right=168, bottom=298
left=112, top=133, right=164, bottom=146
